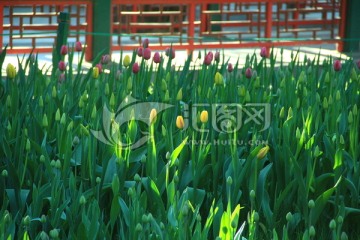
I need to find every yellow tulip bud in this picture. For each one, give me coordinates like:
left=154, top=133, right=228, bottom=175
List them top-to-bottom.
left=123, top=55, right=131, bottom=68
left=6, top=63, right=16, bottom=79
left=92, top=67, right=99, bottom=79
left=214, top=72, right=223, bottom=85
left=149, top=108, right=157, bottom=125
left=200, top=110, right=208, bottom=123
left=176, top=116, right=185, bottom=129
left=257, top=145, right=270, bottom=160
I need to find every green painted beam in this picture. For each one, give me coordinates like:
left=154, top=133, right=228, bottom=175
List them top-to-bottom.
left=92, top=0, right=112, bottom=60
left=343, top=0, right=360, bottom=52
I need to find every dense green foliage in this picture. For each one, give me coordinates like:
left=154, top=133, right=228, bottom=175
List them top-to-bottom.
left=0, top=45, right=360, bottom=239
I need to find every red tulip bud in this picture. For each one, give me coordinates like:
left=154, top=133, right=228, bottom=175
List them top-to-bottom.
left=142, top=38, right=149, bottom=48
left=75, top=41, right=82, bottom=52
left=60, top=45, right=68, bottom=55
left=137, top=47, right=143, bottom=57
left=143, top=48, right=151, bottom=60
left=153, top=52, right=161, bottom=64
left=204, top=54, right=212, bottom=65
left=333, top=59, right=342, bottom=72
left=58, top=61, right=66, bottom=71
left=132, top=62, right=140, bottom=74
left=227, top=63, right=233, bottom=73
left=245, top=67, right=253, bottom=79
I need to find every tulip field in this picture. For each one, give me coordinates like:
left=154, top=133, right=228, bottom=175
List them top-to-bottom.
left=1, top=41, right=360, bottom=239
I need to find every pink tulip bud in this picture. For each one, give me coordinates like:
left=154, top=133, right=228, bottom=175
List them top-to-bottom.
left=142, top=38, right=149, bottom=48
left=75, top=41, right=82, bottom=52
left=60, top=45, right=68, bottom=55
left=137, top=47, right=143, bottom=57
left=165, top=47, right=175, bottom=59
left=260, top=47, right=268, bottom=58
left=143, top=48, right=151, bottom=60
left=206, top=51, right=214, bottom=62
left=215, top=51, right=220, bottom=63
left=153, top=52, right=161, bottom=64
left=101, top=54, right=111, bottom=65
left=204, top=54, right=212, bottom=65
left=333, top=59, right=342, bottom=72
left=356, top=59, right=360, bottom=70
left=58, top=61, right=66, bottom=72
left=132, top=62, right=140, bottom=74
left=96, top=63, right=103, bottom=73
left=227, top=63, right=233, bottom=73
left=245, top=67, right=253, bottom=79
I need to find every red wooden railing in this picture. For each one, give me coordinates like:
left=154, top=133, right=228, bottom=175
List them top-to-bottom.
left=1, top=0, right=346, bottom=60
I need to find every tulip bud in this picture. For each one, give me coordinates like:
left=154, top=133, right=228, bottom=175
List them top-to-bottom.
left=142, top=38, right=149, bottom=48
left=75, top=41, right=82, bottom=52
left=60, top=45, right=68, bottom=55
left=137, top=47, right=143, bottom=57
left=165, top=47, right=175, bottom=59
left=260, top=47, right=268, bottom=58
left=143, top=48, right=151, bottom=60
left=214, top=51, right=220, bottom=62
left=153, top=52, right=161, bottom=64
left=101, top=54, right=111, bottom=65
left=204, top=54, right=212, bottom=65
left=123, top=55, right=131, bottom=67
left=333, top=59, right=342, bottom=72
left=58, top=61, right=66, bottom=72
left=6, top=63, right=16, bottom=79
left=132, top=63, right=140, bottom=74
left=227, top=63, right=233, bottom=73
left=92, top=67, right=99, bottom=79
left=245, top=67, right=252, bottom=79
left=214, top=72, right=223, bottom=85
left=127, top=77, right=133, bottom=91
left=237, top=85, right=246, bottom=97
left=52, top=86, right=57, bottom=98
left=176, top=88, right=183, bottom=101
left=164, top=90, right=170, bottom=102
left=245, top=90, right=251, bottom=102
left=110, top=93, right=115, bottom=108
left=353, top=104, right=358, bottom=116
left=279, top=107, right=285, bottom=118
left=149, top=108, right=157, bottom=125
left=200, top=110, right=208, bottom=123
left=348, top=111, right=353, bottom=124
left=42, top=114, right=48, bottom=128
left=176, top=116, right=185, bottom=129
left=67, top=121, right=73, bottom=131
left=296, top=128, right=301, bottom=139
left=72, top=136, right=80, bottom=146
left=257, top=145, right=270, bottom=159
left=40, top=155, right=46, bottom=163
left=55, top=160, right=61, bottom=169
left=1, top=169, right=8, bottom=177
left=96, top=177, right=101, bottom=184
left=250, top=190, right=256, bottom=199
left=79, top=195, right=86, bottom=205
left=308, top=199, right=315, bottom=208
left=286, top=212, right=293, bottom=222
left=23, top=215, right=31, bottom=226
left=329, top=219, right=336, bottom=229
left=135, top=223, right=143, bottom=232
left=309, top=226, right=316, bottom=237
left=49, top=229, right=59, bottom=238
left=341, top=232, right=348, bottom=240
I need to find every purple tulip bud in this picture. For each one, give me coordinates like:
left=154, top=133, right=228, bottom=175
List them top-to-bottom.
left=142, top=38, right=149, bottom=48
left=137, top=47, right=143, bottom=57
left=165, top=47, right=175, bottom=59
left=260, top=47, right=268, bottom=58
left=143, top=48, right=151, bottom=60
left=215, top=51, right=220, bottom=63
left=153, top=52, right=161, bottom=64
left=101, top=54, right=111, bottom=65
left=204, top=54, right=212, bottom=65
left=333, top=59, right=342, bottom=72
left=356, top=59, right=360, bottom=70
left=58, top=61, right=66, bottom=72
left=132, top=62, right=140, bottom=74
left=227, top=63, right=233, bottom=73
left=245, top=67, right=253, bottom=79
